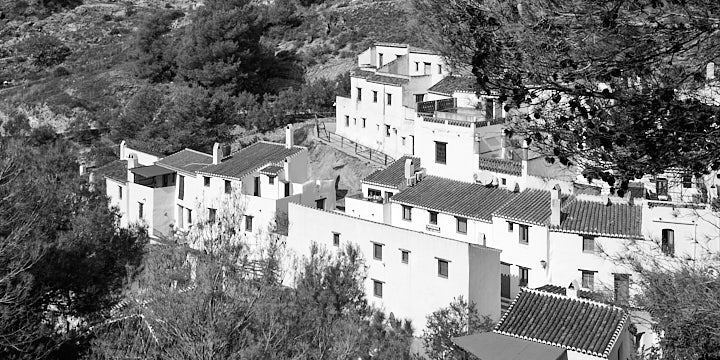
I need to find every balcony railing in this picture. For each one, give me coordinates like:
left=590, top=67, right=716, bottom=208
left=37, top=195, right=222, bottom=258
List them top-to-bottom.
left=417, top=98, right=457, bottom=114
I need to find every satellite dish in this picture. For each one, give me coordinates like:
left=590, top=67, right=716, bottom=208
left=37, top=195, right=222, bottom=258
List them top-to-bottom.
left=474, top=171, right=495, bottom=186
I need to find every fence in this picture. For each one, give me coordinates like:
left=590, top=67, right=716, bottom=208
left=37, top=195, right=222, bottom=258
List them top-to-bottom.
left=315, top=122, right=395, bottom=166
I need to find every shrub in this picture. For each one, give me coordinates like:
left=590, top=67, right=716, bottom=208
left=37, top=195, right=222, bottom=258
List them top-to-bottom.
left=15, top=34, right=71, bottom=68
left=53, top=65, right=71, bottom=77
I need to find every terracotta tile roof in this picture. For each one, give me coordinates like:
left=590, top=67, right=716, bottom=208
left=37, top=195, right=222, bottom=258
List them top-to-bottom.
left=352, top=71, right=409, bottom=86
left=428, top=76, right=477, bottom=95
left=198, top=142, right=304, bottom=180
left=156, top=148, right=213, bottom=174
left=363, top=156, right=421, bottom=189
left=478, top=157, right=522, bottom=176
left=96, top=159, right=127, bottom=183
left=259, top=165, right=283, bottom=175
left=391, top=176, right=517, bottom=222
left=493, top=190, right=552, bottom=225
left=553, top=199, right=643, bottom=239
left=534, top=284, right=605, bottom=303
left=495, top=288, right=628, bottom=358
left=454, top=332, right=566, bottom=360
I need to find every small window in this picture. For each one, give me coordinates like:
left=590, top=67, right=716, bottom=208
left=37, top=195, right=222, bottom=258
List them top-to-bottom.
left=378, top=53, right=384, bottom=67
left=414, top=62, right=419, bottom=71
left=423, top=62, right=431, bottom=74
left=438, top=64, right=442, bottom=74
left=357, top=87, right=362, bottom=101
left=373, top=91, right=378, bottom=103
left=387, top=93, right=392, bottom=105
left=415, top=94, right=425, bottom=103
left=485, top=98, right=494, bottom=121
left=345, top=115, right=350, bottom=127
left=354, top=118, right=357, bottom=125
left=362, top=118, right=366, bottom=128
left=385, top=125, right=391, bottom=137
left=401, top=137, right=406, bottom=146
left=435, top=141, right=447, bottom=164
left=178, top=175, right=185, bottom=200
left=682, top=175, right=692, bottom=188
left=204, top=176, right=210, bottom=187
left=253, top=176, right=260, bottom=196
left=269, top=176, right=275, bottom=185
left=501, top=178, right=507, bottom=185
left=656, top=178, right=668, bottom=197
left=224, top=180, right=231, bottom=194
left=284, top=182, right=291, bottom=197
left=118, top=186, right=123, bottom=200
left=368, top=188, right=382, bottom=198
left=315, top=198, right=326, bottom=210
left=138, top=202, right=144, bottom=219
left=177, top=205, right=184, bottom=228
left=402, top=205, right=412, bottom=221
left=208, top=208, right=216, bottom=224
left=187, top=209, right=192, bottom=225
left=429, top=211, right=438, bottom=225
left=245, top=215, right=253, bottom=231
left=456, top=217, right=468, bottom=234
left=507, top=222, right=514, bottom=232
left=519, top=224, right=529, bottom=244
left=661, top=229, right=675, bottom=256
left=333, top=233, right=340, bottom=247
left=582, top=236, right=596, bottom=253
left=373, top=243, right=383, bottom=260
left=401, top=250, right=409, bottom=264
left=438, top=259, right=449, bottom=278
left=519, top=266, right=529, bottom=287
left=581, top=270, right=595, bottom=290
left=614, top=274, right=630, bottom=305
left=373, top=280, right=383, bottom=298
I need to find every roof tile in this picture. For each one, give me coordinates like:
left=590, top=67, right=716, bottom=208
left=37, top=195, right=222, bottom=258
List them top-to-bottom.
left=428, top=76, right=477, bottom=95
left=198, top=142, right=304, bottom=180
left=156, top=148, right=213, bottom=174
left=363, top=156, right=421, bottom=189
left=478, top=157, right=522, bottom=176
left=493, top=190, right=552, bottom=225
left=553, top=199, right=643, bottom=239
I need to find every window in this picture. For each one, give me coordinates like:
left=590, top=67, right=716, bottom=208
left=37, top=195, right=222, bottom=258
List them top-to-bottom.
left=378, top=53, right=384, bottom=67
left=415, top=62, right=419, bottom=71
left=423, top=62, right=431, bottom=74
left=438, top=64, right=442, bottom=74
left=357, top=87, right=362, bottom=101
left=373, top=90, right=378, bottom=103
left=387, top=93, right=392, bottom=105
left=415, top=94, right=425, bottom=103
left=485, top=98, right=494, bottom=121
left=345, top=115, right=349, bottom=127
left=354, top=118, right=357, bottom=125
left=362, top=118, right=366, bottom=128
left=385, top=125, right=391, bottom=137
left=401, top=137, right=406, bottom=146
left=435, top=141, right=447, bottom=164
left=162, top=174, right=169, bottom=187
left=178, top=175, right=185, bottom=200
left=682, top=175, right=692, bottom=188
left=204, top=176, right=210, bottom=187
left=253, top=176, right=260, bottom=196
left=269, top=176, right=275, bottom=185
left=501, top=178, right=507, bottom=185
left=656, top=178, right=668, bottom=197
left=224, top=180, right=231, bottom=194
left=284, top=182, right=291, bottom=197
left=118, top=186, right=123, bottom=200
left=368, top=188, right=382, bottom=198
left=315, top=198, right=326, bottom=210
left=138, top=202, right=144, bottom=219
left=178, top=205, right=184, bottom=228
left=402, top=205, right=412, bottom=220
left=208, top=208, right=216, bottom=224
left=187, top=209, right=192, bottom=225
left=429, top=211, right=438, bottom=225
left=245, top=215, right=253, bottom=231
left=456, top=217, right=468, bottom=234
left=507, top=222, right=514, bottom=232
left=519, top=224, right=529, bottom=244
left=661, top=229, right=675, bottom=256
left=333, top=232, right=340, bottom=247
left=582, top=236, right=596, bottom=253
left=373, top=243, right=383, bottom=260
left=401, top=250, right=409, bottom=264
left=438, top=259, right=449, bottom=278
left=519, top=266, right=529, bottom=287
left=581, top=270, right=595, bottom=290
left=614, top=273, right=630, bottom=305
left=373, top=280, right=383, bottom=298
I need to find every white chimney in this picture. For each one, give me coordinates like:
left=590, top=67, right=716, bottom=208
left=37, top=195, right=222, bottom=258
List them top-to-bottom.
left=708, top=62, right=716, bottom=81
left=285, top=124, right=294, bottom=149
left=521, top=139, right=529, bottom=180
left=119, top=140, right=126, bottom=159
left=213, top=143, right=221, bottom=165
left=127, top=153, right=138, bottom=169
left=284, top=158, right=291, bottom=182
left=404, top=158, right=414, bottom=180
left=550, top=184, right=561, bottom=226
left=567, top=281, right=578, bottom=298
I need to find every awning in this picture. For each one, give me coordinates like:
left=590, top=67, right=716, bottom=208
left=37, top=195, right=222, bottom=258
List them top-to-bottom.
left=130, top=165, right=175, bottom=178
left=259, top=165, right=283, bottom=176
left=453, top=332, right=567, bottom=360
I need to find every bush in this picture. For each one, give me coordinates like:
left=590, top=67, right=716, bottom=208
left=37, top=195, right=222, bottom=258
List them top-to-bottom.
left=15, top=34, right=71, bottom=68
left=53, top=65, right=71, bottom=77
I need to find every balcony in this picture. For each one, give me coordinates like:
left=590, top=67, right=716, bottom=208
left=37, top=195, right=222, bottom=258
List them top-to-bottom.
left=417, top=98, right=457, bottom=115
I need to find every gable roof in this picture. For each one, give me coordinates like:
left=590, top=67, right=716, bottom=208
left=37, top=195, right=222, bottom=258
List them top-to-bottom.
left=353, top=71, right=409, bottom=86
left=428, top=76, right=477, bottom=95
left=198, top=142, right=304, bottom=180
left=156, top=148, right=213, bottom=174
left=363, top=156, right=421, bottom=189
left=259, top=165, right=283, bottom=175
left=391, top=176, right=517, bottom=222
left=493, top=190, right=552, bottom=225
left=552, top=199, right=643, bottom=239
left=534, top=284, right=605, bottom=303
left=495, top=288, right=628, bottom=358
left=454, top=332, right=567, bottom=360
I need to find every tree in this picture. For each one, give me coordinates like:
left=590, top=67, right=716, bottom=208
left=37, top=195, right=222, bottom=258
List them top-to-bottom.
left=413, top=0, right=720, bottom=187
left=134, top=9, right=184, bottom=82
left=15, top=34, right=71, bottom=67
left=0, top=138, right=147, bottom=358
left=422, top=296, right=494, bottom=360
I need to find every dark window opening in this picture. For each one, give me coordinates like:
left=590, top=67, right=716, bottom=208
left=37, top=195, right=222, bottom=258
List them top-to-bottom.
left=435, top=141, right=447, bottom=164
left=178, top=175, right=185, bottom=200
left=204, top=176, right=210, bottom=187
left=225, top=180, right=231, bottom=194
left=402, top=205, right=412, bottom=220
left=208, top=208, right=216, bottom=224
left=429, top=211, right=438, bottom=225
left=245, top=215, right=253, bottom=231
left=456, top=217, right=468, bottom=234
left=519, top=224, right=529, bottom=244
left=661, top=229, right=675, bottom=256
left=333, top=233, right=340, bottom=247
left=373, top=243, right=383, bottom=260
left=401, top=250, right=409, bottom=264
left=438, top=259, right=449, bottom=278
left=519, top=266, right=529, bottom=287
left=373, top=280, right=383, bottom=298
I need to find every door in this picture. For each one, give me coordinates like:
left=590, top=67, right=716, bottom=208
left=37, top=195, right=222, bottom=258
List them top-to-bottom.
left=254, top=176, right=261, bottom=196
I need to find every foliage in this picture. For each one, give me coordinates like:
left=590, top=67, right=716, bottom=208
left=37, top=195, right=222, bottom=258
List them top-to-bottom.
left=414, top=0, right=720, bottom=185
left=134, top=9, right=184, bottom=82
left=15, top=34, right=71, bottom=67
left=1, top=112, right=31, bottom=136
left=0, top=137, right=148, bottom=358
left=422, top=296, right=495, bottom=360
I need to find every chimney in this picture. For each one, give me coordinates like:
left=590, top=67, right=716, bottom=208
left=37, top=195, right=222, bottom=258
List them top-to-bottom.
left=708, top=62, right=716, bottom=81
left=285, top=124, right=294, bottom=149
left=500, top=136, right=507, bottom=160
left=521, top=139, right=529, bottom=181
left=119, top=140, right=126, bottom=159
left=213, top=143, right=221, bottom=165
left=127, top=153, right=138, bottom=169
left=284, top=158, right=291, bottom=182
left=404, top=158, right=414, bottom=180
left=79, top=164, right=86, bottom=175
left=550, top=184, right=561, bottom=226
left=567, top=281, right=578, bottom=298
